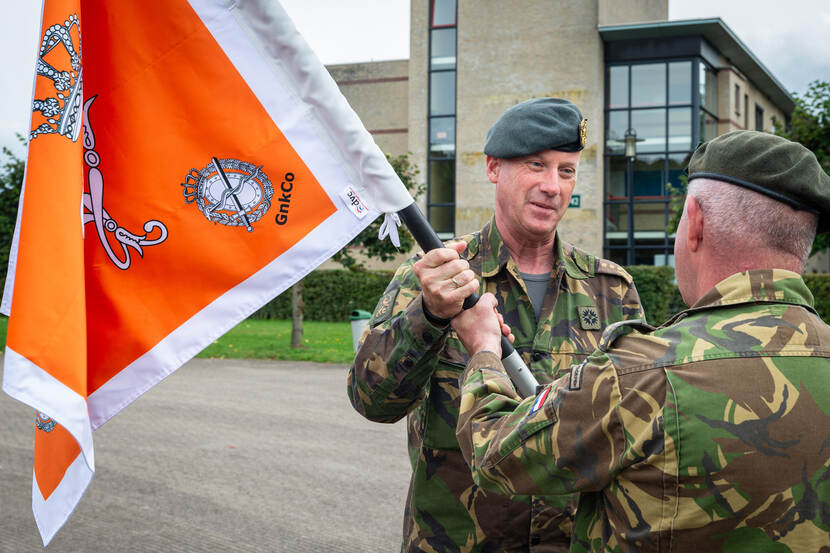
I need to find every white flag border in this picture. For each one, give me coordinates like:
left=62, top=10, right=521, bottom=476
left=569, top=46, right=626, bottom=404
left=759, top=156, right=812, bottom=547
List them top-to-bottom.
left=88, top=203, right=378, bottom=428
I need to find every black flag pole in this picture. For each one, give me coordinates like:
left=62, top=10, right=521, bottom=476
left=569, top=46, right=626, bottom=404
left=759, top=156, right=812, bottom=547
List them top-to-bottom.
left=397, top=202, right=540, bottom=397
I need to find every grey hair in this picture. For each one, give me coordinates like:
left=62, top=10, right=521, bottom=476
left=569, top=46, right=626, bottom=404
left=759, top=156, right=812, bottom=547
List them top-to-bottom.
left=687, top=178, right=818, bottom=268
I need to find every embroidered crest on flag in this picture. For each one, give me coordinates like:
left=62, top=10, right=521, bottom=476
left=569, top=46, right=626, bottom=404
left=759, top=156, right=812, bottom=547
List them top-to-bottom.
left=31, top=14, right=83, bottom=142
left=181, top=158, right=274, bottom=232
left=35, top=412, right=57, bottom=433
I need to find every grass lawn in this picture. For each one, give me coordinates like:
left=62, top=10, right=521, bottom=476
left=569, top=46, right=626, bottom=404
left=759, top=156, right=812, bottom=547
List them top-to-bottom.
left=0, top=317, right=358, bottom=365
left=197, top=319, right=357, bottom=364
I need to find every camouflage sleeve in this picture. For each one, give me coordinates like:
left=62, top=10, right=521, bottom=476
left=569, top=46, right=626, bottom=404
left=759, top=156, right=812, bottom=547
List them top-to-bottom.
left=347, top=257, right=451, bottom=423
left=622, top=278, right=646, bottom=323
left=457, top=350, right=639, bottom=497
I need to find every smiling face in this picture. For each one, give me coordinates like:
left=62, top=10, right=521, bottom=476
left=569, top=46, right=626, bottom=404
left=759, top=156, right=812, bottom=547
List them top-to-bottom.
left=489, top=149, right=580, bottom=243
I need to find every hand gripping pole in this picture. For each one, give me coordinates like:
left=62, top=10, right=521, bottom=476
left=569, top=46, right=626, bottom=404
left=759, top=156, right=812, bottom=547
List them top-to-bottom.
left=397, top=202, right=540, bottom=397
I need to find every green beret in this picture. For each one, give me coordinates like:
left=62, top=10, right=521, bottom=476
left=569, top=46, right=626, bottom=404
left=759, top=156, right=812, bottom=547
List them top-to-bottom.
left=484, top=97, right=587, bottom=158
left=688, top=130, right=830, bottom=231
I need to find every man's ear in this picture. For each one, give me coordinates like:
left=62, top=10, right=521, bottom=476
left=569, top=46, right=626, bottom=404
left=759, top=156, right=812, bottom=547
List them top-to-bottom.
left=485, top=156, right=501, bottom=184
left=686, top=195, right=704, bottom=253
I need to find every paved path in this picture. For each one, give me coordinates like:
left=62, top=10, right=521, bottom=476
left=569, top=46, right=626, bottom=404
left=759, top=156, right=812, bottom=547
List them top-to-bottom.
left=0, top=359, right=411, bottom=552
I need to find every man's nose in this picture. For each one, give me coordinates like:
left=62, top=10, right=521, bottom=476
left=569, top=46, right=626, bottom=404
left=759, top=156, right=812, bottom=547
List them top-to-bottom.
left=538, top=170, right=561, bottom=195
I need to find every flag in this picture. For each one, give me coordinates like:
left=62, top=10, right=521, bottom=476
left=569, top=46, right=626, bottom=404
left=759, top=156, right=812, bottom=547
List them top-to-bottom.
left=2, top=0, right=414, bottom=544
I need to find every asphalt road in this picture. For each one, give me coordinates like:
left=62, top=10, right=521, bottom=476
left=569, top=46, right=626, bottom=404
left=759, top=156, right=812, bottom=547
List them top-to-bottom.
left=0, top=358, right=411, bottom=552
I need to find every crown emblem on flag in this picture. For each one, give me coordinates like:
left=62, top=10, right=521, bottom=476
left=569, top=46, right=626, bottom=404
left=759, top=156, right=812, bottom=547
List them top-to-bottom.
left=30, top=14, right=83, bottom=142
left=181, top=158, right=274, bottom=232
left=35, top=411, right=57, bottom=433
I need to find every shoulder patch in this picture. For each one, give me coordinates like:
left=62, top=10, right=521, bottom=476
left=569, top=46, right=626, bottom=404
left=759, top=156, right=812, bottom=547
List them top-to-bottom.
left=595, top=258, right=634, bottom=284
left=371, top=287, right=399, bottom=326
left=577, top=305, right=601, bottom=330
left=598, top=318, right=655, bottom=352
left=569, top=359, right=588, bottom=391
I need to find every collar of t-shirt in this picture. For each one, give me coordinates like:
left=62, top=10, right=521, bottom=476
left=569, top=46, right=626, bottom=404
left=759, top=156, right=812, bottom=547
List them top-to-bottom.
left=519, top=271, right=549, bottom=322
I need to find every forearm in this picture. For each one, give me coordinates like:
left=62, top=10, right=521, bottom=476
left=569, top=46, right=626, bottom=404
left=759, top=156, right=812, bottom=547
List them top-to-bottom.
left=348, top=293, right=449, bottom=421
left=456, top=351, right=537, bottom=493
left=457, top=352, right=601, bottom=497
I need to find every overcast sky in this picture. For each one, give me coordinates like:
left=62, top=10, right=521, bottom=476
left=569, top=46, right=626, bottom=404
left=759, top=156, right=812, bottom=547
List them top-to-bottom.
left=2, top=0, right=828, bottom=158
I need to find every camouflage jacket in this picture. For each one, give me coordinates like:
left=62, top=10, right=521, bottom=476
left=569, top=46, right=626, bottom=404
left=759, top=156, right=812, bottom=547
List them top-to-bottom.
left=348, top=219, right=644, bottom=553
left=457, top=269, right=830, bottom=552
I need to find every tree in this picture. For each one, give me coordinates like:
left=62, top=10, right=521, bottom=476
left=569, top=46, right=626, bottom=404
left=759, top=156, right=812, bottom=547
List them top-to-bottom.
left=774, top=80, right=830, bottom=256
left=0, top=137, right=25, bottom=289
left=289, top=152, right=422, bottom=348
left=666, top=174, right=687, bottom=236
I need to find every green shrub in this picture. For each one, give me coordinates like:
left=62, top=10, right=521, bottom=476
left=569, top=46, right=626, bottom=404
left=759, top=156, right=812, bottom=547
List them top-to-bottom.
left=624, top=265, right=683, bottom=325
left=257, top=267, right=830, bottom=327
left=251, top=270, right=394, bottom=321
left=803, top=274, right=830, bottom=322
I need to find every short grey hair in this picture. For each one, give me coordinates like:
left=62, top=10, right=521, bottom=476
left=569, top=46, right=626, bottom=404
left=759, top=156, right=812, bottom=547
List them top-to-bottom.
left=687, top=178, right=818, bottom=268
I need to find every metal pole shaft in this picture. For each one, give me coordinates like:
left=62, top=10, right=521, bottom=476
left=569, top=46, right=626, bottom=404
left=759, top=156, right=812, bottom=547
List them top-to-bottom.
left=397, top=202, right=539, bottom=397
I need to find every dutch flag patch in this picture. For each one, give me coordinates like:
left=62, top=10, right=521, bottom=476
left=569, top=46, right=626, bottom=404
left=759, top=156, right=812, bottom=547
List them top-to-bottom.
left=530, top=386, right=551, bottom=414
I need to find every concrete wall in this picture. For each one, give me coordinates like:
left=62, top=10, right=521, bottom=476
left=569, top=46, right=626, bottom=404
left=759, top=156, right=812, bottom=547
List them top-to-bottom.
left=598, top=0, right=667, bottom=26
left=328, top=60, right=410, bottom=157
left=716, top=66, right=786, bottom=134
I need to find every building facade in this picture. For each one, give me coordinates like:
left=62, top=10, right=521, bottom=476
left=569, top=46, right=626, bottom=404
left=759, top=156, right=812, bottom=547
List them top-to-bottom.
left=329, top=0, right=795, bottom=269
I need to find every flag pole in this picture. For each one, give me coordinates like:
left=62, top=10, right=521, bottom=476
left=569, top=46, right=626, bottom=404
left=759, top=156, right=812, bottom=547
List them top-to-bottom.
left=397, top=202, right=540, bottom=397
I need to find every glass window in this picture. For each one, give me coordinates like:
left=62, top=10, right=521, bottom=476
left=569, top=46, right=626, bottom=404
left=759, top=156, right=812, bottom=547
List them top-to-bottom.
left=432, top=0, right=456, bottom=27
left=430, top=28, right=456, bottom=70
left=668, top=61, right=692, bottom=105
left=631, top=63, right=666, bottom=107
left=699, top=63, right=718, bottom=115
left=608, top=66, right=629, bottom=108
left=430, top=71, right=456, bottom=116
left=734, top=84, right=741, bottom=115
left=755, top=105, right=765, bottom=131
left=668, top=107, right=692, bottom=152
left=631, top=109, right=666, bottom=153
left=606, top=111, right=628, bottom=154
left=700, top=111, right=717, bottom=142
left=430, top=117, right=455, bottom=158
left=667, top=153, right=691, bottom=193
left=632, top=155, right=664, bottom=197
left=606, top=156, right=627, bottom=198
left=429, top=160, right=455, bottom=204
left=634, top=202, right=668, bottom=232
left=606, top=203, right=629, bottom=233
left=430, top=206, right=455, bottom=234
left=633, top=244, right=671, bottom=265
left=605, top=247, right=628, bottom=267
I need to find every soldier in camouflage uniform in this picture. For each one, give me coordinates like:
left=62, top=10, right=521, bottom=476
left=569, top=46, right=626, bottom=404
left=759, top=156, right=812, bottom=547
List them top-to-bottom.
left=348, top=98, right=644, bottom=552
left=454, top=130, right=830, bottom=552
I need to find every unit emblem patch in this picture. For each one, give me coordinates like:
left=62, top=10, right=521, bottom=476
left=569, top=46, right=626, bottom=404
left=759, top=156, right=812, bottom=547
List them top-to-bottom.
left=577, top=305, right=600, bottom=330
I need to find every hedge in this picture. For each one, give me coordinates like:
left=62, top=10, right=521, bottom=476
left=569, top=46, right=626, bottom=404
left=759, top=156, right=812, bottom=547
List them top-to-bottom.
left=625, top=265, right=685, bottom=325
left=254, top=268, right=830, bottom=325
left=251, top=270, right=393, bottom=321
left=803, top=274, right=830, bottom=322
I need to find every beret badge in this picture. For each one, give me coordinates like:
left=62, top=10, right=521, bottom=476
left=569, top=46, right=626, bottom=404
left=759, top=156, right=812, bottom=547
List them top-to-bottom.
left=578, top=118, right=588, bottom=148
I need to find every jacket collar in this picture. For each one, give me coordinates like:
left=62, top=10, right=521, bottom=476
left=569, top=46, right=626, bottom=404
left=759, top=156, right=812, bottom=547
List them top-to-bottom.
left=476, top=217, right=592, bottom=280
left=664, top=269, right=816, bottom=326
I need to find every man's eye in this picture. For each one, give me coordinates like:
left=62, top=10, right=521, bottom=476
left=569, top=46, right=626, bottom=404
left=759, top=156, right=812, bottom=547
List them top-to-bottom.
left=530, top=161, right=544, bottom=169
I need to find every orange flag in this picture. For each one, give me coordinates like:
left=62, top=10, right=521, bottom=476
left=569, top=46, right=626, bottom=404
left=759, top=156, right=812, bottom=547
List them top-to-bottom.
left=2, top=0, right=413, bottom=544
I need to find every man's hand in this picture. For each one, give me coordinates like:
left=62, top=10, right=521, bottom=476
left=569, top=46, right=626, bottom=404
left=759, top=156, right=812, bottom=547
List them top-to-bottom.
left=413, top=241, right=479, bottom=320
left=451, top=293, right=513, bottom=356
